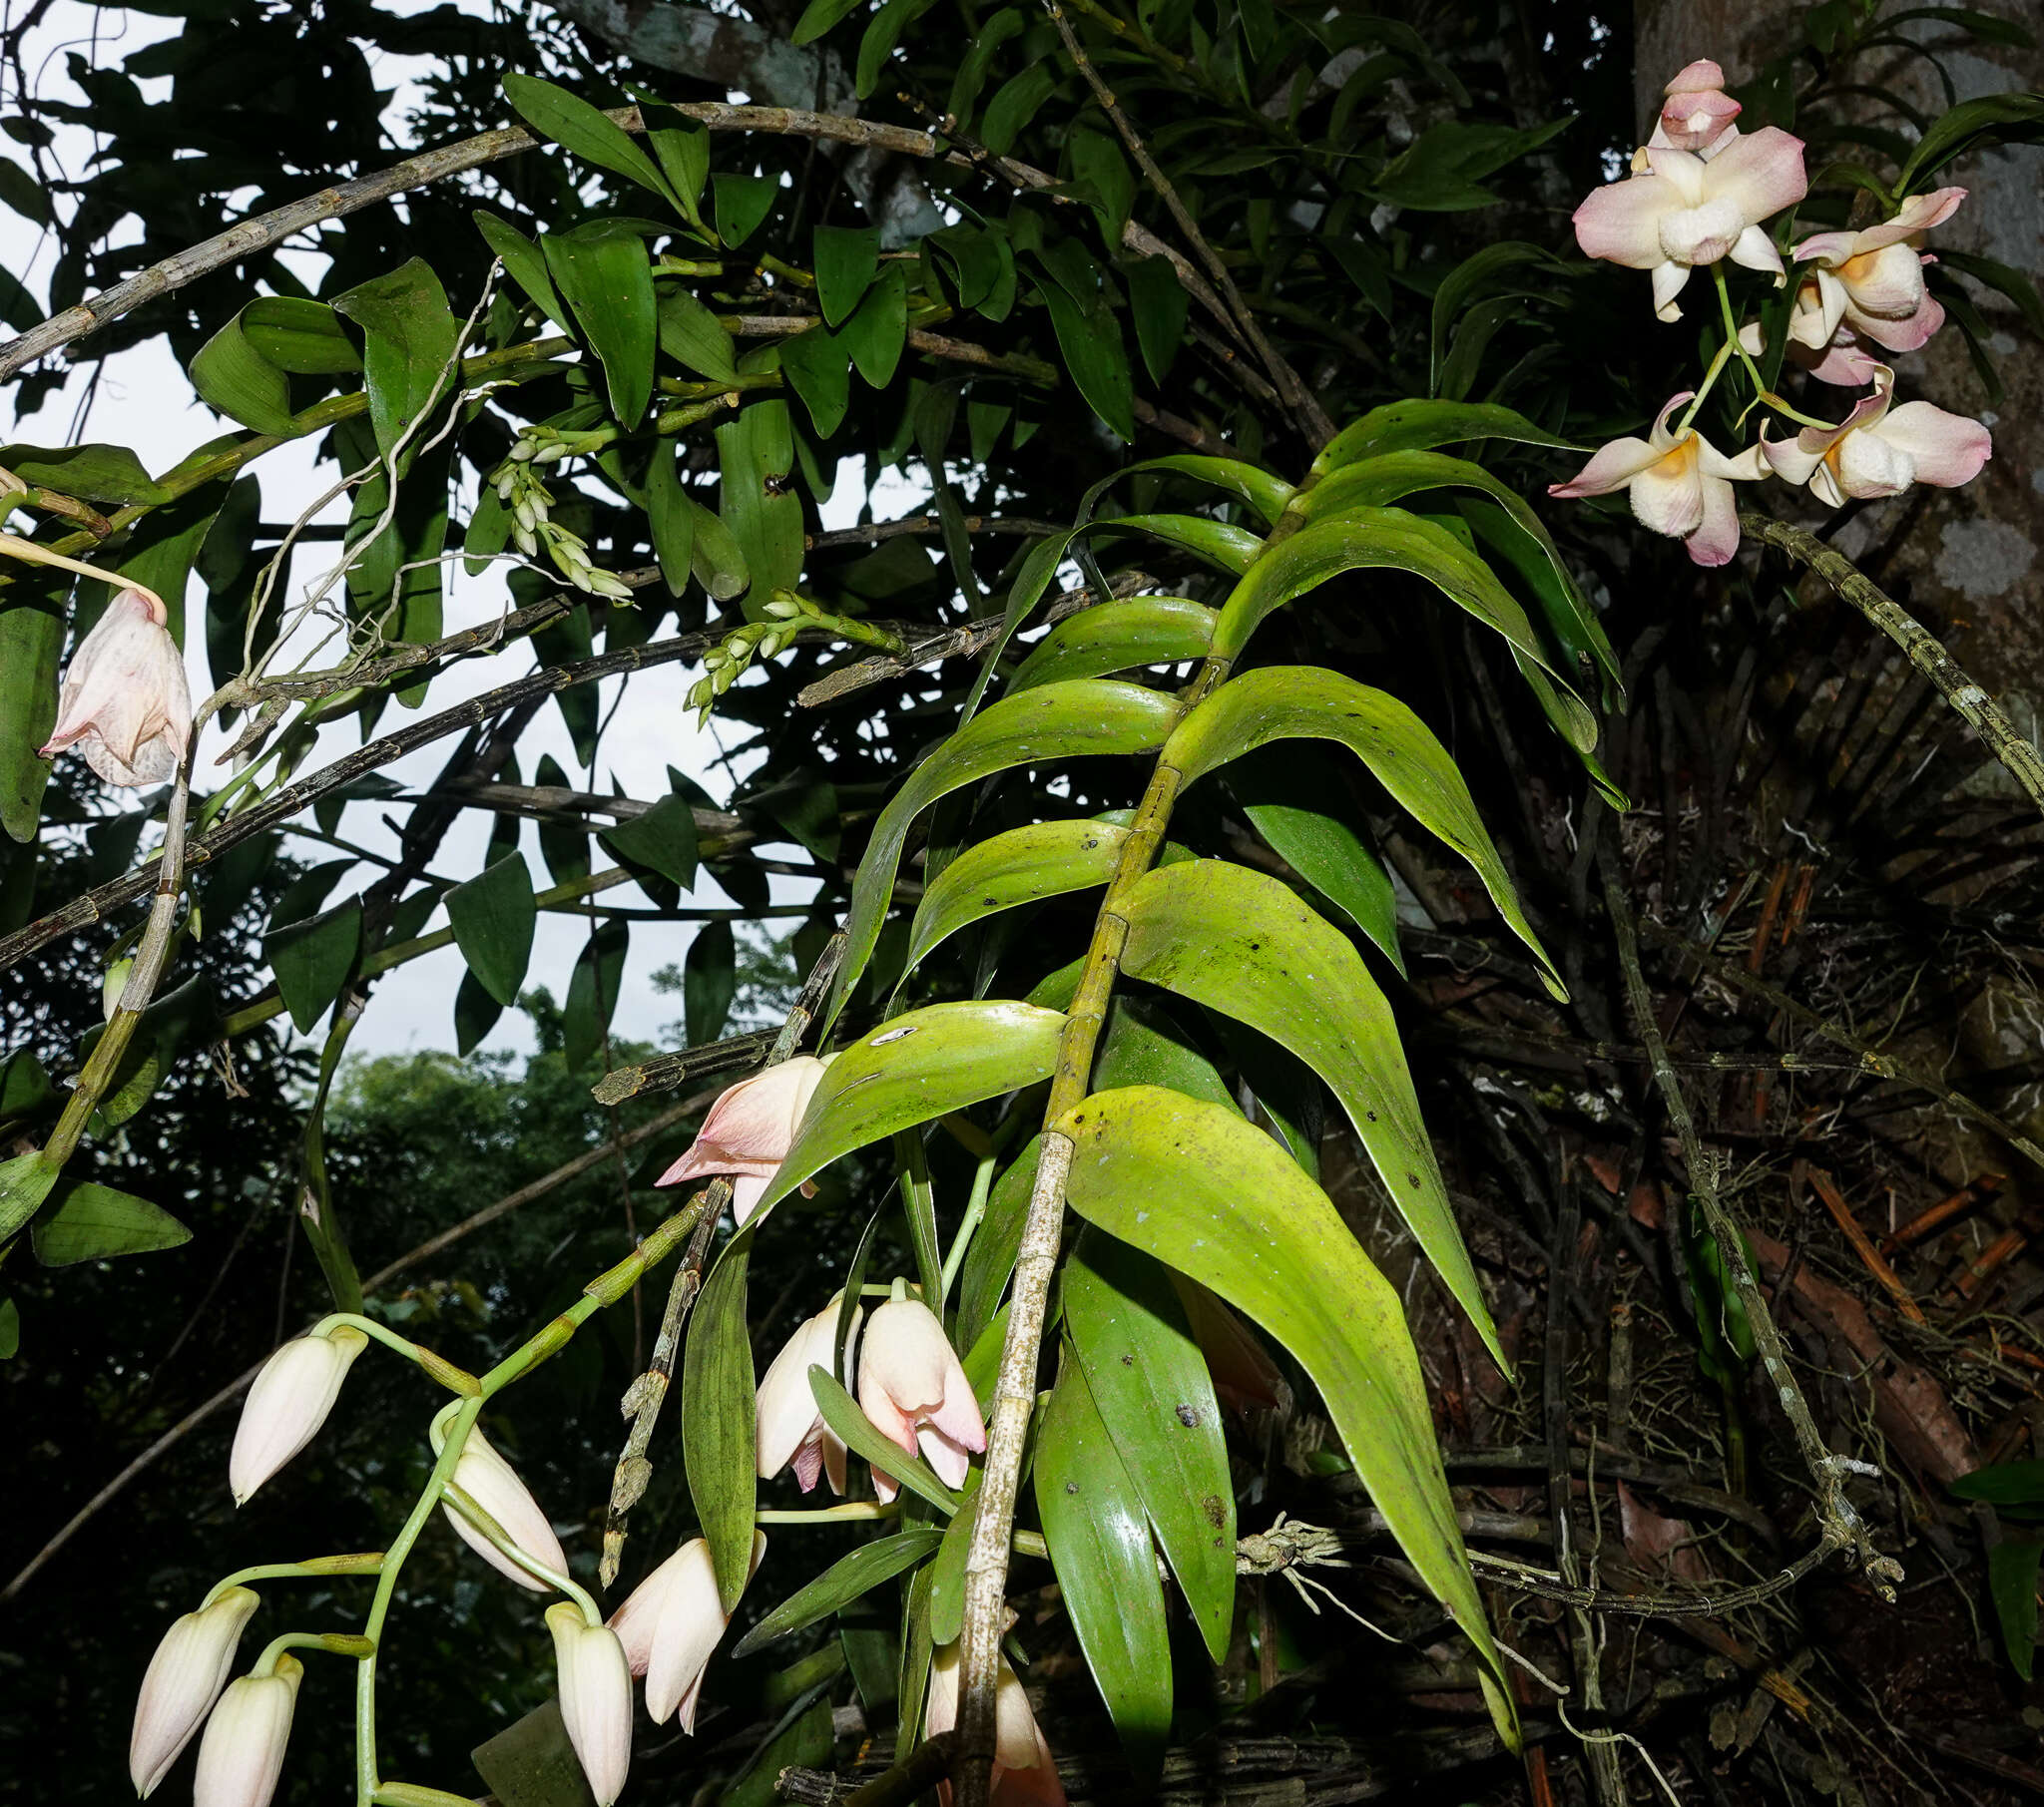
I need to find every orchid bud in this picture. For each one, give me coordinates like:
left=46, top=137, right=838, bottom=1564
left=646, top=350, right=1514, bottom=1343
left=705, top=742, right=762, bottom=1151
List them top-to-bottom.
left=533, top=441, right=571, bottom=465
left=495, top=469, right=519, bottom=499
left=513, top=527, right=538, bottom=557
left=587, top=573, right=634, bottom=601
left=39, top=588, right=194, bottom=788
left=763, top=594, right=803, bottom=621
left=655, top=1056, right=829, bottom=1226
left=758, top=1296, right=859, bottom=1494
left=857, top=1298, right=986, bottom=1501
left=229, top=1325, right=369, bottom=1505
left=441, top=1426, right=569, bottom=1589
left=609, top=1534, right=766, bottom=1728
left=129, top=1587, right=261, bottom=1797
left=546, top=1604, right=634, bottom=1805
left=192, top=1655, right=302, bottom=1807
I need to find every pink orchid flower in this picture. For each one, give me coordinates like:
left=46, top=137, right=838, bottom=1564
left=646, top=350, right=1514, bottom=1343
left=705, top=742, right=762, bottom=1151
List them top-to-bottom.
left=1648, top=58, right=1743, bottom=156
left=1575, top=127, right=1807, bottom=320
left=1792, top=188, right=1964, bottom=354
left=1740, top=310, right=1882, bottom=387
left=1760, top=364, right=1990, bottom=508
left=1549, top=393, right=1768, bottom=568
left=38, top=586, right=193, bottom=786
left=655, top=1055, right=829, bottom=1224
left=756, top=1294, right=860, bottom=1494
left=856, top=1297, right=986, bottom=1502
left=608, top=1533, right=766, bottom=1729
left=924, top=1640, right=1067, bottom=1807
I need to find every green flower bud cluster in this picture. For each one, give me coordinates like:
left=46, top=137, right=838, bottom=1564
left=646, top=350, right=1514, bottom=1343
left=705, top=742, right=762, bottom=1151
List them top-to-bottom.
left=491, top=435, right=633, bottom=602
left=685, top=590, right=827, bottom=726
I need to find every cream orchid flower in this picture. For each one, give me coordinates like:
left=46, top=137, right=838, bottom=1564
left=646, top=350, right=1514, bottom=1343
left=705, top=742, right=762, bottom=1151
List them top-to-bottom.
left=1791, top=188, right=1964, bottom=355
left=1759, top=364, right=1991, bottom=507
left=1548, top=393, right=1768, bottom=567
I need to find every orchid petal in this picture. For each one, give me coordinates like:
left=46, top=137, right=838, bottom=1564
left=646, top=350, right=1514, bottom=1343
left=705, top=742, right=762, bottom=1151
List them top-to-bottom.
left=1874, top=402, right=1991, bottom=488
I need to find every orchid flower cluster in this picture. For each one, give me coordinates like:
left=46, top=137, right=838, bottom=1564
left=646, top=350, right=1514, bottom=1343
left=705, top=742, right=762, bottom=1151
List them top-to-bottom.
left=1551, top=59, right=1992, bottom=567
left=128, top=1056, right=1065, bottom=1807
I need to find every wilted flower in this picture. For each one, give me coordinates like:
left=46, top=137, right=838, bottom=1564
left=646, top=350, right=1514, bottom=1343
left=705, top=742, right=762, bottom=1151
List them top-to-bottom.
left=1648, top=58, right=1741, bottom=156
left=1574, top=127, right=1808, bottom=320
left=1791, top=187, right=1965, bottom=354
left=1760, top=364, right=1991, bottom=507
left=1548, top=392, right=1768, bottom=568
left=38, top=586, right=193, bottom=787
left=655, top=1056, right=829, bottom=1224
left=758, top=1294, right=860, bottom=1494
left=857, top=1298, right=986, bottom=1502
left=229, top=1325, right=370, bottom=1506
left=441, top=1426, right=570, bottom=1590
left=609, top=1533, right=766, bottom=1728
left=129, top=1587, right=261, bottom=1797
left=546, top=1604, right=634, bottom=1806
left=924, top=1640, right=1067, bottom=1807
left=192, top=1656, right=301, bottom=1807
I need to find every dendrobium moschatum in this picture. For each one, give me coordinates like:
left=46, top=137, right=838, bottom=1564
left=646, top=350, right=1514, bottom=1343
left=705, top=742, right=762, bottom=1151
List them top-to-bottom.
left=1648, top=58, right=1742, bottom=156
left=1574, top=126, right=1807, bottom=320
left=1792, top=187, right=1964, bottom=354
left=1760, top=365, right=1991, bottom=507
left=1549, top=394, right=1768, bottom=568
left=38, top=585, right=193, bottom=787
left=655, top=1055, right=829, bottom=1224
left=757, top=1293, right=860, bottom=1494
left=856, top=1296, right=987, bottom=1501
left=229, top=1324, right=369, bottom=1506
left=608, top=1533, right=766, bottom=1728
left=130, top=1587, right=261, bottom=1797
left=546, top=1605, right=634, bottom=1806
left=925, top=1639, right=1067, bottom=1807
left=191, top=1656, right=301, bottom=1807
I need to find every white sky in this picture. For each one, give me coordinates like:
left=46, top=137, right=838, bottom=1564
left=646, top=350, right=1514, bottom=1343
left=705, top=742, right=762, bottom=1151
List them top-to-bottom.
left=1, top=0, right=932, bottom=1061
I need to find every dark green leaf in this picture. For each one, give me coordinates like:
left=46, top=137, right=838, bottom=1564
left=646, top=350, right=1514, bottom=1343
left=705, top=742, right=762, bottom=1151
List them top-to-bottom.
left=792, top=0, right=868, bottom=45
left=982, top=64, right=1058, bottom=156
left=502, top=73, right=682, bottom=211
left=1899, top=93, right=2044, bottom=190
left=645, top=110, right=712, bottom=229
left=1071, top=128, right=1135, bottom=243
left=0, top=159, right=51, bottom=226
left=714, top=174, right=779, bottom=247
left=474, top=212, right=568, bottom=330
left=545, top=226, right=656, bottom=427
left=814, top=226, right=882, bottom=326
left=1127, top=255, right=1190, bottom=384
left=331, top=259, right=464, bottom=464
left=841, top=263, right=909, bottom=388
left=1041, top=281, right=1134, bottom=440
left=657, top=287, right=738, bottom=381
left=242, top=296, right=362, bottom=374
left=190, top=318, right=295, bottom=435
left=780, top=328, right=852, bottom=438
left=716, top=399, right=804, bottom=611
left=1313, top=400, right=1577, bottom=474
left=0, top=442, right=168, bottom=505
left=646, top=444, right=695, bottom=596
left=690, top=496, right=751, bottom=600
left=1095, top=513, right=1259, bottom=574
left=0, top=597, right=61, bottom=842
left=599, top=792, right=699, bottom=888
left=445, top=852, right=536, bottom=1008
left=265, top=899, right=362, bottom=1034
left=564, top=919, right=629, bottom=1069
left=685, top=919, right=737, bottom=1045
left=454, top=969, right=505, bottom=1057
left=956, top=1136, right=1037, bottom=1354
left=0, top=1150, right=60, bottom=1243
left=31, top=1179, right=191, bottom=1266
left=685, top=1229, right=759, bottom=1608
left=1065, top=1234, right=1234, bottom=1662
left=0, top=1294, right=17, bottom=1359
left=1036, top=1350, right=1172, bottom=1772
left=809, top=1365, right=959, bottom=1513
left=1953, top=1461, right=2044, bottom=1507
left=926, top=1469, right=981, bottom=1644
left=734, top=1529, right=945, bottom=1657
left=1990, top=1539, right=2041, bottom=1681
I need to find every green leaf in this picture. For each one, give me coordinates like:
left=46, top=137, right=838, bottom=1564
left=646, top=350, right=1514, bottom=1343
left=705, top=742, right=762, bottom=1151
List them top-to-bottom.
left=792, top=0, right=868, bottom=45
left=856, top=0, right=935, bottom=98
left=982, top=63, right=1058, bottom=156
left=502, top=73, right=682, bottom=211
left=1899, top=93, right=2044, bottom=190
left=644, top=110, right=712, bottom=229
left=0, top=159, right=50, bottom=226
left=714, top=173, right=779, bottom=247
left=474, top=213, right=567, bottom=329
left=544, top=225, right=656, bottom=428
left=814, top=226, right=882, bottom=326
left=1427, top=242, right=1556, bottom=394
left=1126, top=255, right=1189, bottom=385
left=331, top=259, right=464, bottom=464
left=841, top=263, right=909, bottom=388
left=1041, top=280, right=1134, bottom=440
left=657, top=286, right=738, bottom=382
left=241, top=297, right=362, bottom=374
left=190, top=316, right=295, bottom=436
left=779, top=328, right=851, bottom=438
left=716, top=399, right=805, bottom=612
left=1313, top=399, right=1577, bottom=475
left=0, top=442, right=168, bottom=505
left=646, top=445, right=695, bottom=596
left=1116, top=454, right=1290, bottom=526
left=690, top=496, right=751, bottom=600
left=1210, top=505, right=1597, bottom=755
left=1095, top=513, right=1260, bottom=575
left=0, top=597, right=61, bottom=842
left=1008, top=597, right=1216, bottom=693
left=1166, top=664, right=1561, bottom=995
left=826, top=679, right=1184, bottom=1019
left=1228, top=743, right=1402, bottom=971
left=600, top=791, right=700, bottom=888
left=905, top=819, right=1128, bottom=980
left=445, top=852, right=536, bottom=1008
left=1118, top=855, right=1504, bottom=1363
left=265, top=898, right=363, bottom=1034
left=564, top=919, right=629, bottom=1069
left=685, top=919, right=737, bottom=1045
left=453, top=969, right=504, bottom=1057
left=757, top=1001, right=1066, bottom=1217
left=1056, top=1086, right=1518, bottom=1747
left=957, top=1138, right=1037, bottom=1355
left=0, top=1150, right=60, bottom=1243
left=31, top=1178, right=191, bottom=1266
left=685, top=1229, right=759, bottom=1608
left=1065, top=1234, right=1234, bottom=1662
left=0, top=1294, right=17, bottom=1359
left=1036, top=1349, right=1172, bottom=1773
left=809, top=1365, right=960, bottom=1513
left=1953, top=1460, right=2044, bottom=1507
left=926, top=1468, right=981, bottom=1644
left=734, top=1529, right=945, bottom=1657
left=1990, top=1539, right=2041, bottom=1681
left=896, top=1564, right=935, bottom=1760
left=470, top=1702, right=593, bottom=1807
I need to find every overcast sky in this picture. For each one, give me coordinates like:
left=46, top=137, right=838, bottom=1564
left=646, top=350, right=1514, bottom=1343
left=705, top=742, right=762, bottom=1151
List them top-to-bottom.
left=2, top=0, right=932, bottom=1062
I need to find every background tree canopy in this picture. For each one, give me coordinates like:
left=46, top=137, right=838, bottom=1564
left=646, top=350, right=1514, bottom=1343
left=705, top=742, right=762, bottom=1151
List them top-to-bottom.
left=4, top=2, right=2044, bottom=1805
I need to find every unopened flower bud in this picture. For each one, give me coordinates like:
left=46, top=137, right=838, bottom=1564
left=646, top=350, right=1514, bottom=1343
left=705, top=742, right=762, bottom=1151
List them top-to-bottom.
left=510, top=439, right=537, bottom=461
left=533, top=442, right=570, bottom=465
left=495, top=470, right=518, bottom=500
left=513, top=499, right=536, bottom=533
left=513, top=527, right=538, bottom=557
left=587, top=573, right=634, bottom=601
left=763, top=594, right=802, bottom=621
left=701, top=647, right=730, bottom=673
left=712, top=663, right=737, bottom=696
left=687, top=678, right=714, bottom=711
left=229, top=1325, right=369, bottom=1505
left=441, top=1426, right=569, bottom=1590
left=130, top=1588, right=261, bottom=1797
left=547, top=1605, right=633, bottom=1804
left=192, top=1656, right=302, bottom=1807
